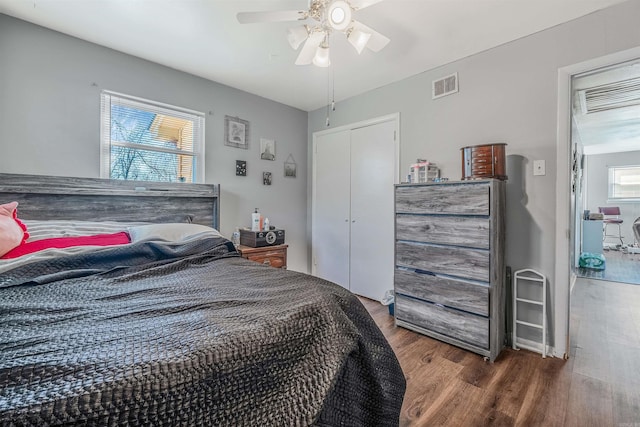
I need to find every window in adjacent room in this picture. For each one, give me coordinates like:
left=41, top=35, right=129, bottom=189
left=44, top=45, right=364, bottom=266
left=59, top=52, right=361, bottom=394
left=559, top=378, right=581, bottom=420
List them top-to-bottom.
left=100, top=91, right=205, bottom=183
left=608, top=165, right=640, bottom=201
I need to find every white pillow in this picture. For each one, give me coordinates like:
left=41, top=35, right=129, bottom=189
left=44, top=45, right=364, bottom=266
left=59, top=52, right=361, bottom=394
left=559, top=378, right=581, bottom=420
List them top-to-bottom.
left=23, top=219, right=149, bottom=242
left=128, top=223, right=222, bottom=243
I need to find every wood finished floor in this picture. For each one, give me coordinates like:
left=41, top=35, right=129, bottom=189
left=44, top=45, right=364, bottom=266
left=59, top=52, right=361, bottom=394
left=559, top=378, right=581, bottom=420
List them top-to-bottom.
left=359, top=277, right=640, bottom=426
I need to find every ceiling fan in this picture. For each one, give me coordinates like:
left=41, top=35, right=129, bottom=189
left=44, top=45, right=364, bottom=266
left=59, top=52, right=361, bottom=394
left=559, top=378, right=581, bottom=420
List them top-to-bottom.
left=237, top=0, right=390, bottom=67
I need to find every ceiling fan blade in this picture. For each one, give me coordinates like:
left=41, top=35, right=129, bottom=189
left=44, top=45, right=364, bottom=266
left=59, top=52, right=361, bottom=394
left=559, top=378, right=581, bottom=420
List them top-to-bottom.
left=348, top=0, right=384, bottom=10
left=237, top=10, right=307, bottom=24
left=352, top=20, right=390, bottom=52
left=295, top=32, right=324, bottom=65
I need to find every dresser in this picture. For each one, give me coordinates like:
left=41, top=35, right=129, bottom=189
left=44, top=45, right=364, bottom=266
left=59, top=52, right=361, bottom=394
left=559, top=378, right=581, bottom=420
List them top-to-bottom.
left=394, top=180, right=506, bottom=361
left=238, top=244, right=288, bottom=269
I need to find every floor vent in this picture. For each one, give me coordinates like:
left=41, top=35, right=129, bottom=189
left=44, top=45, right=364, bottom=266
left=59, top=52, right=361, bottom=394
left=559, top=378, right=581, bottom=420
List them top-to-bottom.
left=432, top=72, right=458, bottom=99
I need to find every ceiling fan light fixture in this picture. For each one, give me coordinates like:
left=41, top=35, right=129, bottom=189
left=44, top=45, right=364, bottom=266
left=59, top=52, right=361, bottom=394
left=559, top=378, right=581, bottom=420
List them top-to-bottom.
left=238, top=0, right=390, bottom=66
left=327, top=0, right=352, bottom=31
left=287, top=25, right=309, bottom=50
left=347, top=28, right=371, bottom=54
left=313, top=44, right=331, bottom=67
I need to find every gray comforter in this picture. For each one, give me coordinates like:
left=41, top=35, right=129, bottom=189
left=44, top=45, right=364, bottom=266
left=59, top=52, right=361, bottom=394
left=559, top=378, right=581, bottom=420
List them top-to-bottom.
left=0, top=237, right=405, bottom=426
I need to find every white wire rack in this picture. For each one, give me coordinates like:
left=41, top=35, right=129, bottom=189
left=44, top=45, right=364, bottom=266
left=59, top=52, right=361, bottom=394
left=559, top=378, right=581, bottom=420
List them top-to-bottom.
left=512, top=269, right=547, bottom=358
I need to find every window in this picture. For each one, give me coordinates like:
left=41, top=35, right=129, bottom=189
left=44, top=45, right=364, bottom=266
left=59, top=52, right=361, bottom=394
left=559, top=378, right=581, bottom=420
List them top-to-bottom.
left=100, top=91, right=205, bottom=183
left=608, top=165, right=640, bottom=201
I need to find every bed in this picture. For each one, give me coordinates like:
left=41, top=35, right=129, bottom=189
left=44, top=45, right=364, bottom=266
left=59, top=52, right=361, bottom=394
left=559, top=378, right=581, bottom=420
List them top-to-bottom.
left=0, top=173, right=405, bottom=426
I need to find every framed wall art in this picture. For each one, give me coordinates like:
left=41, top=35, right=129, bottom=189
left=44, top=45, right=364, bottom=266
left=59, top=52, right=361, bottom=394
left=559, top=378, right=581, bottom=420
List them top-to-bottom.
left=225, top=116, right=250, bottom=149
left=260, top=138, right=275, bottom=161
left=284, top=154, right=297, bottom=178
left=236, top=160, right=247, bottom=176
left=263, top=171, right=272, bottom=185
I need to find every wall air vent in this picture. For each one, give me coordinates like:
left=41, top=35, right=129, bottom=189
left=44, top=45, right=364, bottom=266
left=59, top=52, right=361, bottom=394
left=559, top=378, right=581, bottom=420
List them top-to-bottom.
left=432, top=72, right=458, bottom=99
left=578, top=76, right=640, bottom=114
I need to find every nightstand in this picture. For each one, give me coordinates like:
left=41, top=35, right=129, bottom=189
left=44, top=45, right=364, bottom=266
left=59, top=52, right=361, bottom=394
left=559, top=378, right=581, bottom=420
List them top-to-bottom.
left=237, top=244, right=288, bottom=269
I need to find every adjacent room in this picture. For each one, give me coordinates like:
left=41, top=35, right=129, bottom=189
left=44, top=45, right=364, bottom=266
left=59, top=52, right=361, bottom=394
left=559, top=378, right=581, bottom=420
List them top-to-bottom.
left=1, top=0, right=640, bottom=425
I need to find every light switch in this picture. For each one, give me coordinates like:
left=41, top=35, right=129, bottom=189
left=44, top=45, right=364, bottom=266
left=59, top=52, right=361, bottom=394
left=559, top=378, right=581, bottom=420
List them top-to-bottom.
left=533, top=160, right=546, bottom=176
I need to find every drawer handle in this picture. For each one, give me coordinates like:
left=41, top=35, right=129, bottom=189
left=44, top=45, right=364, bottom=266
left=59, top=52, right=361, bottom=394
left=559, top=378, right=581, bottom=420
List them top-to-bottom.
left=263, top=259, right=271, bottom=266
left=434, top=303, right=445, bottom=309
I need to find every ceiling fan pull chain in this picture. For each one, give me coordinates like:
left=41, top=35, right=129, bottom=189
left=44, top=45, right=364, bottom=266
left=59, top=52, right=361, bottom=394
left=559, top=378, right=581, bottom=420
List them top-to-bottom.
left=326, top=65, right=331, bottom=127
left=331, top=67, right=336, bottom=112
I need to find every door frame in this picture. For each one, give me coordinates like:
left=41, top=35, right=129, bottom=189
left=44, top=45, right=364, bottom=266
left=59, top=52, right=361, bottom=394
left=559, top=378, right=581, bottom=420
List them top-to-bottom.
left=554, top=46, right=640, bottom=358
left=311, top=113, right=401, bottom=277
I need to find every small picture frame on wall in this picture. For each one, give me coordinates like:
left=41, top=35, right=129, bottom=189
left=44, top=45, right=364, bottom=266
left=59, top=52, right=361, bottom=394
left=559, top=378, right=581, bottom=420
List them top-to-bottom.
left=225, top=116, right=250, bottom=149
left=260, top=138, right=276, bottom=161
left=284, top=153, right=297, bottom=178
left=236, top=160, right=247, bottom=176
left=284, top=161, right=296, bottom=178
left=263, top=171, right=272, bottom=185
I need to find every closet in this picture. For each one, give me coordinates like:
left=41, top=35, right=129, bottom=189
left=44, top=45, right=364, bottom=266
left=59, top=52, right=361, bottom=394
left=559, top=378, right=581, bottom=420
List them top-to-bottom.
left=312, top=115, right=398, bottom=301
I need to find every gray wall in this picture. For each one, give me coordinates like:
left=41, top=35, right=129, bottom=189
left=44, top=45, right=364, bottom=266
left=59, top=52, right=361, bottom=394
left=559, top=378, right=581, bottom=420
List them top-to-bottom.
left=308, top=0, right=640, bottom=346
left=0, top=14, right=309, bottom=272
left=585, top=151, right=640, bottom=244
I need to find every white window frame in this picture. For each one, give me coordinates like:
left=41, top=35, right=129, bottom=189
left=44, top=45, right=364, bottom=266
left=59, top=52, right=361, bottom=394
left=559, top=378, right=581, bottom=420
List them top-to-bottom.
left=100, top=90, right=205, bottom=183
left=608, top=165, right=640, bottom=202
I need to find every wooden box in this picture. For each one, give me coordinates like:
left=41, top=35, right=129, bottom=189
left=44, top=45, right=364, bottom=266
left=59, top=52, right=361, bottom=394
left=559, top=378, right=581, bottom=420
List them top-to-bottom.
left=461, top=143, right=507, bottom=181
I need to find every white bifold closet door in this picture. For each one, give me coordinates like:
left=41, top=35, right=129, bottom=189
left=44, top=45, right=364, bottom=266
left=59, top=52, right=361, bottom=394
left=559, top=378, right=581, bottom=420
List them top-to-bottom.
left=312, top=118, right=396, bottom=301
left=313, top=130, right=351, bottom=289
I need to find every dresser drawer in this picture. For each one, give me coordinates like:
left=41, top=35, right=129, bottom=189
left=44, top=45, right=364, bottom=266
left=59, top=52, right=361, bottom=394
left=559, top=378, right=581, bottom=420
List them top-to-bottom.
left=470, top=147, right=494, bottom=158
left=472, top=163, right=493, bottom=173
left=395, top=183, right=489, bottom=215
left=396, top=214, right=489, bottom=249
left=396, top=241, right=489, bottom=282
left=238, top=244, right=288, bottom=269
left=245, top=252, right=286, bottom=268
left=395, top=269, right=489, bottom=316
left=395, top=294, right=489, bottom=349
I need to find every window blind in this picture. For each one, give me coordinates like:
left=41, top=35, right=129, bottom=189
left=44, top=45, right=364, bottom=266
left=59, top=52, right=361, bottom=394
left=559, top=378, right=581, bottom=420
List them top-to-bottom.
left=100, top=91, right=205, bottom=183
left=609, top=165, right=640, bottom=200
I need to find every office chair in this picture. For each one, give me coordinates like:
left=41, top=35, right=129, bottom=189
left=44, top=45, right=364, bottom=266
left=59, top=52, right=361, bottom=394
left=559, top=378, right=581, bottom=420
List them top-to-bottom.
left=598, top=206, right=624, bottom=246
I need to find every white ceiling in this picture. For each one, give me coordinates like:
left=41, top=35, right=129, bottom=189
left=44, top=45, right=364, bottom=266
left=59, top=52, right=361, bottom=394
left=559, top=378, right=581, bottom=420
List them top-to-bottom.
left=0, top=0, right=629, bottom=112
left=573, top=59, right=640, bottom=155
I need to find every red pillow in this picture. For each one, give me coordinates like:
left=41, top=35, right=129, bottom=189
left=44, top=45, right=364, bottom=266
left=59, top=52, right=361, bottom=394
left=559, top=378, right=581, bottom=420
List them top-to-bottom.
left=0, top=202, right=29, bottom=257
left=1, top=232, right=130, bottom=259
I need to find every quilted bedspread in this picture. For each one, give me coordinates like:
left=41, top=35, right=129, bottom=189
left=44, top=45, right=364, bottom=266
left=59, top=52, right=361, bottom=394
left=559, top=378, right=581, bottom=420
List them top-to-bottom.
left=0, top=237, right=405, bottom=426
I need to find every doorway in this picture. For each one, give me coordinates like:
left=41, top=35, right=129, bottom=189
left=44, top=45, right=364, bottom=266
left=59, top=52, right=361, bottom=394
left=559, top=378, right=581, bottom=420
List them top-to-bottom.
left=554, top=46, right=640, bottom=359
left=567, top=60, right=640, bottom=382
left=571, top=60, right=640, bottom=285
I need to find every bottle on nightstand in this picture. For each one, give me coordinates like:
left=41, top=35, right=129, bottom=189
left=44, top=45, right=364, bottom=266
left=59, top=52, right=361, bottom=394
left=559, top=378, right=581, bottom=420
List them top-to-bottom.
left=232, top=228, right=241, bottom=248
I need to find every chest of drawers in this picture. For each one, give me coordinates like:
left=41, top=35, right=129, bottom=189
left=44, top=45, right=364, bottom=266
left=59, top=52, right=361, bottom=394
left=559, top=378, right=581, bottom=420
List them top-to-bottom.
left=394, top=180, right=506, bottom=361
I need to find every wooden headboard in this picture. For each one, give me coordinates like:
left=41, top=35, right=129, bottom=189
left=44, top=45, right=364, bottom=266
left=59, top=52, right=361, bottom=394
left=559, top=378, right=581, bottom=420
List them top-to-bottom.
left=0, top=173, right=220, bottom=229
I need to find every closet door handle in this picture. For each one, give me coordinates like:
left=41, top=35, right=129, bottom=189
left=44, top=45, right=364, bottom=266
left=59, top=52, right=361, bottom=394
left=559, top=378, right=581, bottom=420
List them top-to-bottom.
left=352, top=220, right=356, bottom=223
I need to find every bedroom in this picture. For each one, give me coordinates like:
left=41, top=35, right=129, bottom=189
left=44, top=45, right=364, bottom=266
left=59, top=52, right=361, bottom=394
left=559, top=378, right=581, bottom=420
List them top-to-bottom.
left=1, top=0, right=640, bottom=425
